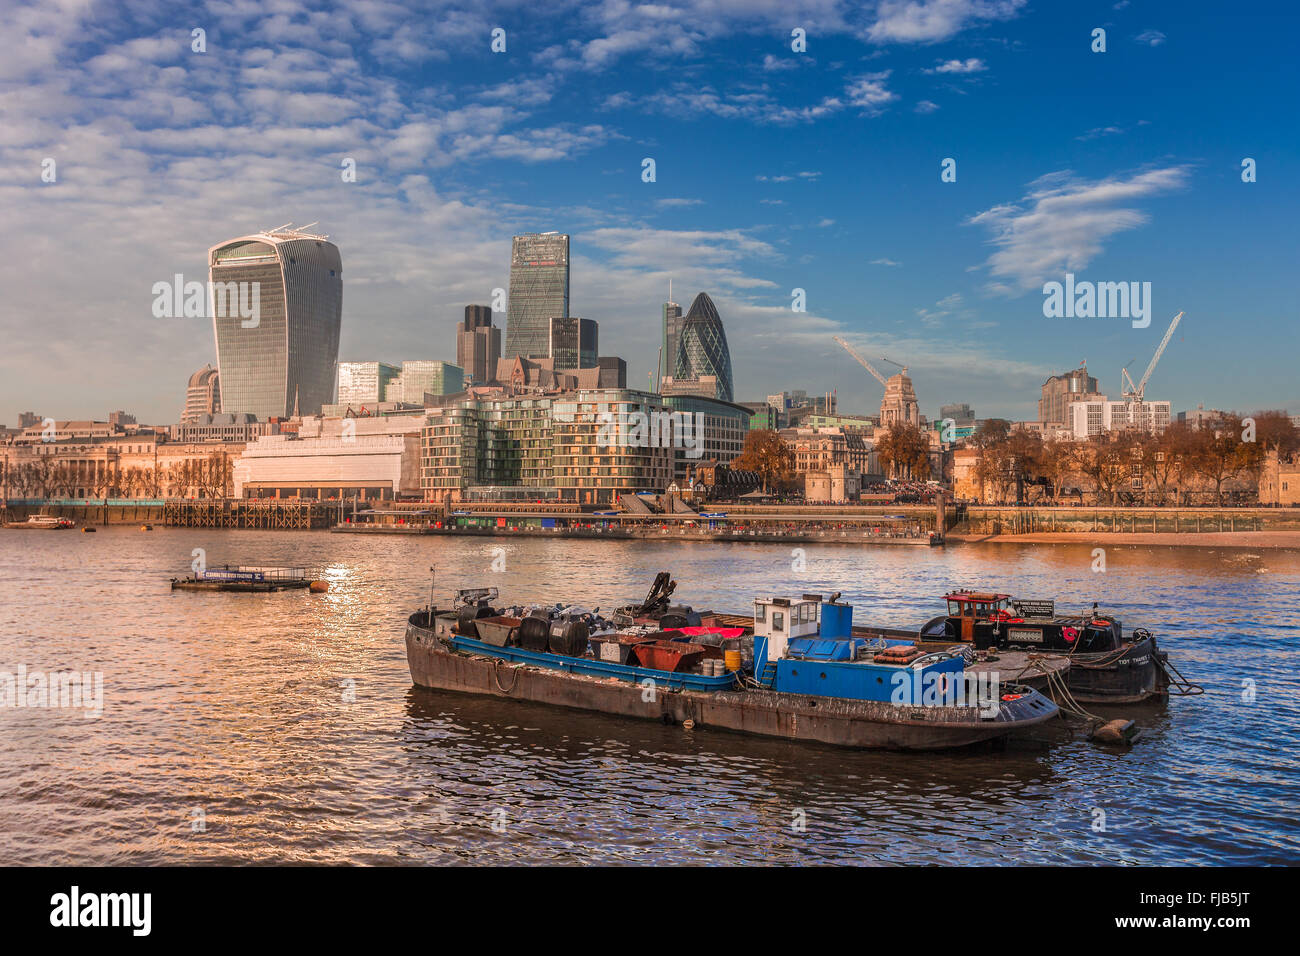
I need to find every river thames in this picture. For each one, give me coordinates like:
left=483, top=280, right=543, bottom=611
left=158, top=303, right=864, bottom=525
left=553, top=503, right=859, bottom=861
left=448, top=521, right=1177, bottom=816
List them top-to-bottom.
left=1, top=528, right=1296, bottom=865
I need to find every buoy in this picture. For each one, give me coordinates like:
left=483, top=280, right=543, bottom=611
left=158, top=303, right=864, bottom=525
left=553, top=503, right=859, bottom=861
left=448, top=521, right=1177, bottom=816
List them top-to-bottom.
left=140, top=524, right=153, bottom=531
left=82, top=527, right=97, bottom=533
left=308, top=580, right=329, bottom=593
left=682, top=718, right=695, bottom=730
left=1090, top=718, right=1139, bottom=746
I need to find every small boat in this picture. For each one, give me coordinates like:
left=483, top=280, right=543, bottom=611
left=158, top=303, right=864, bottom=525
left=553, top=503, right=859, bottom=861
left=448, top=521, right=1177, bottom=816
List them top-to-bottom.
left=4, top=514, right=74, bottom=529
left=140, top=524, right=153, bottom=531
left=82, top=527, right=97, bottom=533
left=171, top=565, right=327, bottom=593
left=405, top=583, right=1059, bottom=752
left=915, top=592, right=1196, bottom=704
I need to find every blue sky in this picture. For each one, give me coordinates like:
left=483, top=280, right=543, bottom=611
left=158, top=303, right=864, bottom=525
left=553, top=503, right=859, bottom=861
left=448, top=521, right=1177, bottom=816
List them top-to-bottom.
left=1, top=0, right=1297, bottom=425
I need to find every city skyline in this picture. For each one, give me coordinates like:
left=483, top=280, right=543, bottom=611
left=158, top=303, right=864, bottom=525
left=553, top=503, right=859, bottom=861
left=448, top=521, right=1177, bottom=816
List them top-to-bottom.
left=1, top=1, right=1297, bottom=427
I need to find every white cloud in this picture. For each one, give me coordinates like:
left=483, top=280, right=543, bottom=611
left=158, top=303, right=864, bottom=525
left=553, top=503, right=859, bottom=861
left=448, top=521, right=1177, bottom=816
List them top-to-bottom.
left=869, top=0, right=1028, bottom=44
left=1135, top=30, right=1167, bottom=46
left=925, top=57, right=986, bottom=74
left=845, top=72, right=897, bottom=114
left=914, top=99, right=940, bottom=113
left=966, top=166, right=1191, bottom=292
left=870, top=258, right=902, bottom=266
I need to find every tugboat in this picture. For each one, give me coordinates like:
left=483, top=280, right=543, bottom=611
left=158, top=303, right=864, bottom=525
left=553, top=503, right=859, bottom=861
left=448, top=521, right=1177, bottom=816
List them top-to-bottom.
left=405, top=581, right=1059, bottom=752
left=916, top=592, right=1174, bottom=704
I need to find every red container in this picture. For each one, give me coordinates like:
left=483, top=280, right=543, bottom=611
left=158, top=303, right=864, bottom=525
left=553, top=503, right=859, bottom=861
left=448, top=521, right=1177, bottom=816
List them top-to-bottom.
left=633, top=641, right=706, bottom=673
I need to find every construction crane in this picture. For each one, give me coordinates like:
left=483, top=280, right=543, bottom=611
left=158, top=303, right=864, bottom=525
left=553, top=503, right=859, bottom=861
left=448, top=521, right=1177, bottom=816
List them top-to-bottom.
left=1122, top=311, right=1184, bottom=403
left=833, top=336, right=888, bottom=387
left=879, top=356, right=909, bottom=376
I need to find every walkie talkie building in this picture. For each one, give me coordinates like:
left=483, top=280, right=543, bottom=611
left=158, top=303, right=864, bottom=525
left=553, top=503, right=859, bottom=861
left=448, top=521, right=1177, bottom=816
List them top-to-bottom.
left=208, top=227, right=342, bottom=420
left=504, top=232, right=569, bottom=359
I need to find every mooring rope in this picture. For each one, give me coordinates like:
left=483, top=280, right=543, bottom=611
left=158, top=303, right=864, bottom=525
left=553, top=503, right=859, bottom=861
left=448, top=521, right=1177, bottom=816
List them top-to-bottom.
left=492, top=657, right=520, bottom=694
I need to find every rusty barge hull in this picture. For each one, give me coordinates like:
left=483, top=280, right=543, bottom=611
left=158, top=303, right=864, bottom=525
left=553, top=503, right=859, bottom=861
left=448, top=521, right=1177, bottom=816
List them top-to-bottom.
left=406, top=622, right=1059, bottom=752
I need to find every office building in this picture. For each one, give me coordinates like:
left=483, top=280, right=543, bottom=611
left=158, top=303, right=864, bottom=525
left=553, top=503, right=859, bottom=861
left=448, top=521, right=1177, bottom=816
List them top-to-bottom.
left=209, top=227, right=343, bottom=420
left=504, top=232, right=569, bottom=359
left=670, top=292, right=734, bottom=402
left=661, top=297, right=684, bottom=387
left=457, top=305, right=502, bottom=384
left=548, top=317, right=598, bottom=370
left=399, top=361, right=464, bottom=403
left=337, top=362, right=401, bottom=408
left=182, top=365, right=222, bottom=423
left=1039, top=366, right=1101, bottom=426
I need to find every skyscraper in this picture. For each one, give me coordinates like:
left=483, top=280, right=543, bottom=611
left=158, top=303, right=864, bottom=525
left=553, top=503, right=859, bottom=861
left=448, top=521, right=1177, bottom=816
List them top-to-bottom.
left=209, top=226, right=342, bottom=419
left=504, top=232, right=569, bottom=359
left=671, top=292, right=734, bottom=402
left=661, top=294, right=684, bottom=389
left=457, top=305, right=501, bottom=384
left=548, top=317, right=598, bottom=370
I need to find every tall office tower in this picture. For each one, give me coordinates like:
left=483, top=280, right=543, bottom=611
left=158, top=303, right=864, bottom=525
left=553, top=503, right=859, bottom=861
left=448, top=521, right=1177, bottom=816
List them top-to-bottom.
left=209, top=226, right=342, bottom=419
left=504, top=232, right=569, bottom=359
left=672, top=292, right=734, bottom=402
left=661, top=293, right=684, bottom=389
left=457, top=304, right=501, bottom=384
left=464, top=304, right=492, bottom=329
left=548, top=317, right=598, bottom=370
left=337, top=361, right=400, bottom=406
left=182, top=365, right=222, bottom=423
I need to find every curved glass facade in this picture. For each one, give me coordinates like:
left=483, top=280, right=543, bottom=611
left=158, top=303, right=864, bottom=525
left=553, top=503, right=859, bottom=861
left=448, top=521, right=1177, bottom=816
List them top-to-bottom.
left=210, top=232, right=342, bottom=420
left=672, top=292, right=733, bottom=402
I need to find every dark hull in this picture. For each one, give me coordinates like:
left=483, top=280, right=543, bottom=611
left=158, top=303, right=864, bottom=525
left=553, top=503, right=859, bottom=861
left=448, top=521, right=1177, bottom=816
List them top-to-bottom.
left=405, top=618, right=1059, bottom=752
left=1056, top=635, right=1163, bottom=705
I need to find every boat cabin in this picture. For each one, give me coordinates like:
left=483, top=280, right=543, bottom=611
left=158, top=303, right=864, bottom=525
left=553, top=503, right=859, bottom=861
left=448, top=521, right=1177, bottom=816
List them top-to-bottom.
left=938, top=591, right=1122, bottom=652
left=753, top=594, right=967, bottom=705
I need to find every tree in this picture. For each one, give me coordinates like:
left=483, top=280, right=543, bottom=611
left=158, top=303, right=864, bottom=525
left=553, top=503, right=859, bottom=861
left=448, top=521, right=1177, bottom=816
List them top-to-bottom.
left=1186, top=416, right=1251, bottom=504
left=972, top=418, right=1011, bottom=449
left=877, top=422, right=932, bottom=480
left=732, top=430, right=794, bottom=493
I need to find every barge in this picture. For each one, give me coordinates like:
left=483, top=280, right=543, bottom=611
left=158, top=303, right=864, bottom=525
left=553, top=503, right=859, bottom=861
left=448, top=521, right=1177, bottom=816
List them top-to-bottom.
left=171, top=565, right=328, bottom=593
left=405, top=586, right=1060, bottom=752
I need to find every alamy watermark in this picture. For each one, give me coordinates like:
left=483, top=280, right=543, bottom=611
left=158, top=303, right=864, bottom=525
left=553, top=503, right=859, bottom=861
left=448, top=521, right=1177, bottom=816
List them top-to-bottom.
left=1042, top=273, right=1151, bottom=328
left=151, top=274, right=261, bottom=328
left=596, top=410, right=706, bottom=458
left=0, top=665, right=103, bottom=717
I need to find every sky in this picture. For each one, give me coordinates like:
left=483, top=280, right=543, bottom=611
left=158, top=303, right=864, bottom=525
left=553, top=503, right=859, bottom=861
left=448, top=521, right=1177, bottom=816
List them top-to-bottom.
left=1, top=0, right=1297, bottom=426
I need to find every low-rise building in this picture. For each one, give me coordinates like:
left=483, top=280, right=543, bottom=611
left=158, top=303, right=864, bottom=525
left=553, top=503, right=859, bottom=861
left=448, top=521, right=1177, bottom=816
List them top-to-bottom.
left=1259, top=451, right=1300, bottom=506
left=804, top=465, right=861, bottom=503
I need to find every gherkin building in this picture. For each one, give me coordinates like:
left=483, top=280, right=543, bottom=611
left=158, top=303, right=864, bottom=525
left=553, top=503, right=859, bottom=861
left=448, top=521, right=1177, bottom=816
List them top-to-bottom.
left=671, top=292, right=733, bottom=402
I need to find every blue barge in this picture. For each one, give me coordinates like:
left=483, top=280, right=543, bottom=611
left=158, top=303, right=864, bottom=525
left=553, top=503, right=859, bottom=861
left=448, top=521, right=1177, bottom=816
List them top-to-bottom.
left=405, top=590, right=1059, bottom=752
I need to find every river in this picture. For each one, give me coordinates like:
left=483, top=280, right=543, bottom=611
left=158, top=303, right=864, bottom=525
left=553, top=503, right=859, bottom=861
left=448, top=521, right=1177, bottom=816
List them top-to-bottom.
left=1, top=528, right=1296, bottom=865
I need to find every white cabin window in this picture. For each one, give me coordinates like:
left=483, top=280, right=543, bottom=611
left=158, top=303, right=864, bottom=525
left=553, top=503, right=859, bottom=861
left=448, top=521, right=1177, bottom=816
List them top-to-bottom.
left=756, top=604, right=766, bottom=622
left=772, top=612, right=784, bottom=631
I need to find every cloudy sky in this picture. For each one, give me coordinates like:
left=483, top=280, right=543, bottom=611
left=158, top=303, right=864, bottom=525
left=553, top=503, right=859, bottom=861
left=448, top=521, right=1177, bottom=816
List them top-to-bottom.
left=1, top=0, right=1296, bottom=426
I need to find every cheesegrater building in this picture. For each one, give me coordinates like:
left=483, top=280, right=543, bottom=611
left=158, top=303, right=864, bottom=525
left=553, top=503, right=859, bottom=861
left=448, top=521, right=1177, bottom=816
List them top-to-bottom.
left=209, top=226, right=343, bottom=420
left=504, top=232, right=569, bottom=359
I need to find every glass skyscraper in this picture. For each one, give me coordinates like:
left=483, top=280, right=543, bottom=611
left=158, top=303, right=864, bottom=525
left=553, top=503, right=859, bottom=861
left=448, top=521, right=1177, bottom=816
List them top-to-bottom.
left=209, top=228, right=342, bottom=419
left=504, top=232, right=569, bottom=359
left=672, top=292, right=734, bottom=402
left=661, top=298, right=684, bottom=387
left=548, top=317, right=597, bottom=370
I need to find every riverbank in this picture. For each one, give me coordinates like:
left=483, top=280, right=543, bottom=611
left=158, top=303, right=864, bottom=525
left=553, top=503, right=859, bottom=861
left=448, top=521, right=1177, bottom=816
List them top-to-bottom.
left=947, top=530, right=1300, bottom=550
